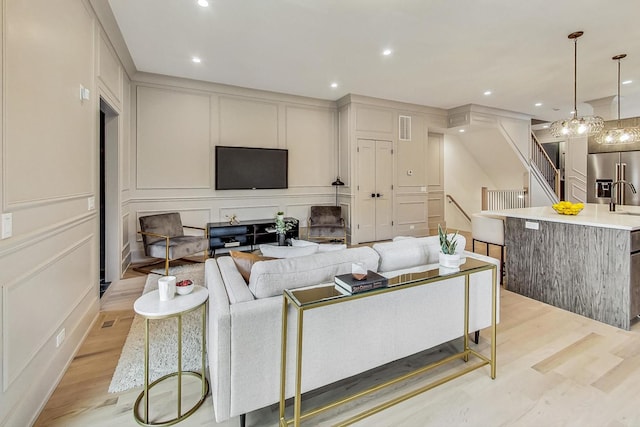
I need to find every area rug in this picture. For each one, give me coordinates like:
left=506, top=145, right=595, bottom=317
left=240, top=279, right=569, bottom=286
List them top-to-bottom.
left=108, top=263, right=206, bottom=393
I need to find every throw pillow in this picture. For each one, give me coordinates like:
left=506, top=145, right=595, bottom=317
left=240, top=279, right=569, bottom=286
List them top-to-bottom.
left=392, top=236, right=416, bottom=241
left=290, top=238, right=319, bottom=248
left=292, top=238, right=346, bottom=252
left=317, top=243, right=347, bottom=252
left=259, top=244, right=319, bottom=258
left=229, top=251, right=274, bottom=283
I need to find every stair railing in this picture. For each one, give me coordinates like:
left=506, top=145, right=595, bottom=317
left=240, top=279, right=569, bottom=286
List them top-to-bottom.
left=531, top=132, right=561, bottom=198
left=481, top=187, right=527, bottom=210
left=445, top=194, right=471, bottom=222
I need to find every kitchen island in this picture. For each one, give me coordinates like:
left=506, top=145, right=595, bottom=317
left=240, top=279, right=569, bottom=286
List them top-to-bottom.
left=485, top=203, right=640, bottom=330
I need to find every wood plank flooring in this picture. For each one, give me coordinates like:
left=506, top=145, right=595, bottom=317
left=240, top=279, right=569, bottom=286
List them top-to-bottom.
left=34, top=236, right=640, bottom=427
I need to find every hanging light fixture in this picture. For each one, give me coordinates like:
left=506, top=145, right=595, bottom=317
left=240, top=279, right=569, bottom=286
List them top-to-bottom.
left=550, top=31, right=604, bottom=138
left=596, top=54, right=640, bottom=145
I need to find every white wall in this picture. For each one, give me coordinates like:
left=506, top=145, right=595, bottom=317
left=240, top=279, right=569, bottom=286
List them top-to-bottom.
left=0, top=1, right=133, bottom=425
left=0, top=1, right=92, bottom=425
left=128, top=76, right=340, bottom=259
left=443, top=134, right=497, bottom=232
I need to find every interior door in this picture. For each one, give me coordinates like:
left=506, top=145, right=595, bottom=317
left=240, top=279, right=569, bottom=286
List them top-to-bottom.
left=356, top=139, right=393, bottom=243
left=357, top=139, right=377, bottom=242
left=374, top=140, right=394, bottom=240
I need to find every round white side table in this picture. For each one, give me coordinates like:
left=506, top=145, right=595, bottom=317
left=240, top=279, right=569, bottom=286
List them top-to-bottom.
left=132, top=285, right=209, bottom=426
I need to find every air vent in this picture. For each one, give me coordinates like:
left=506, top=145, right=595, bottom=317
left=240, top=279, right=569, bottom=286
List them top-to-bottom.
left=399, top=115, right=411, bottom=141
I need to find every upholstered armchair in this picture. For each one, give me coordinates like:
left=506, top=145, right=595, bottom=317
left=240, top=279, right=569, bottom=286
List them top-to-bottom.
left=307, top=205, right=346, bottom=243
left=136, top=212, right=208, bottom=276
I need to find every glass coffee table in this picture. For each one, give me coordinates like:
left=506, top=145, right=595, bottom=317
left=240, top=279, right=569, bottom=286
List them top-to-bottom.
left=278, top=258, right=497, bottom=427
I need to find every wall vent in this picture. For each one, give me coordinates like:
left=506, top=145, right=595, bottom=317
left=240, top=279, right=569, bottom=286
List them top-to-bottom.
left=399, top=115, right=411, bottom=141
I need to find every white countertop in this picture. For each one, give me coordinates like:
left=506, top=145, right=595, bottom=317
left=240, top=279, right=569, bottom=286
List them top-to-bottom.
left=484, top=203, right=640, bottom=231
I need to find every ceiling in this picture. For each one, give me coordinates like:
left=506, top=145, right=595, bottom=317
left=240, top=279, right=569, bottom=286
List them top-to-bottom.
left=107, top=0, right=640, bottom=123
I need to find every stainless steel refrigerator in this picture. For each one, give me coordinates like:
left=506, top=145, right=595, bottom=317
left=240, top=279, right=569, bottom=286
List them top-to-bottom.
left=587, top=151, right=640, bottom=205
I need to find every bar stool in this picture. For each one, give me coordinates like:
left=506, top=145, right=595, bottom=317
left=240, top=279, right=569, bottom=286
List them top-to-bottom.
left=471, top=213, right=505, bottom=285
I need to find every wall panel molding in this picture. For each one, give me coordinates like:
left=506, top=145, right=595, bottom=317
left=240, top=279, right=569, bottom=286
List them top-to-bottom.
left=97, top=31, right=123, bottom=105
left=136, top=86, right=211, bottom=189
left=5, top=192, right=93, bottom=211
left=128, top=192, right=335, bottom=204
left=396, top=200, right=427, bottom=225
left=0, top=213, right=95, bottom=259
left=3, top=235, right=95, bottom=391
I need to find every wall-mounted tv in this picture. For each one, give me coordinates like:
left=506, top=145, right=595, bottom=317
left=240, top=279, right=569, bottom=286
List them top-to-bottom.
left=215, top=146, right=288, bottom=190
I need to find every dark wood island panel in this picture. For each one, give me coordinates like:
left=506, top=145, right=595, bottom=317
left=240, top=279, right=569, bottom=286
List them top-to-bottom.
left=505, top=216, right=640, bottom=330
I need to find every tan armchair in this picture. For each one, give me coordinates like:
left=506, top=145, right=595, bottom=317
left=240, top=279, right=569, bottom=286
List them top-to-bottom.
left=307, top=205, right=346, bottom=243
left=136, top=212, right=208, bottom=276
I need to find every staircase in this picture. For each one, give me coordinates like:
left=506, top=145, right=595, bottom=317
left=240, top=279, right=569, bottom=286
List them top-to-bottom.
left=530, top=132, right=561, bottom=203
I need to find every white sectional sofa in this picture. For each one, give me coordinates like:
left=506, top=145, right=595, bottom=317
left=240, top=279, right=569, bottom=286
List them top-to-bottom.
left=205, top=235, right=500, bottom=424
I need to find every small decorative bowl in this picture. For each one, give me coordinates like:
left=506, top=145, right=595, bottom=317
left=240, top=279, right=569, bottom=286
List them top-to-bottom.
left=552, top=202, right=584, bottom=215
left=176, top=279, right=194, bottom=295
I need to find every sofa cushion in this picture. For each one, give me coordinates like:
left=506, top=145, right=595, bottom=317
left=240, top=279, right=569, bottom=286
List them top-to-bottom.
left=373, top=234, right=466, bottom=272
left=291, top=238, right=347, bottom=252
left=259, top=244, right=319, bottom=258
left=248, top=246, right=380, bottom=299
left=230, top=251, right=275, bottom=283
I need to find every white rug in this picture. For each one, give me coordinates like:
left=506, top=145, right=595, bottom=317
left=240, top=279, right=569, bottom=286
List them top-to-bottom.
left=108, top=263, right=206, bottom=393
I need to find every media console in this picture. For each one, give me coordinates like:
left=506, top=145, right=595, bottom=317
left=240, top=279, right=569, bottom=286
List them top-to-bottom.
left=207, top=217, right=299, bottom=256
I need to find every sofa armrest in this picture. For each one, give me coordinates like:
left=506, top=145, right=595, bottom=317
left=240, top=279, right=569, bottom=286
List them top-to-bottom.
left=217, top=256, right=255, bottom=303
left=205, top=259, right=233, bottom=422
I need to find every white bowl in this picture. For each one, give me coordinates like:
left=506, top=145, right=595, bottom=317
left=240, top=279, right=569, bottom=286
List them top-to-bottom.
left=176, top=280, right=194, bottom=295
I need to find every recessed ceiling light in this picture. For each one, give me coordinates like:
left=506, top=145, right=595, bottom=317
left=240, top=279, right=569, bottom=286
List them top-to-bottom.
left=197, top=0, right=209, bottom=7
left=382, top=49, right=392, bottom=56
left=192, top=57, right=202, bottom=63
left=623, top=80, right=633, bottom=85
left=330, top=82, right=338, bottom=88
left=484, top=90, right=492, bottom=96
left=535, top=102, right=543, bottom=107
left=570, top=110, right=575, bottom=114
left=543, top=125, right=549, bottom=129
left=459, top=129, right=465, bottom=133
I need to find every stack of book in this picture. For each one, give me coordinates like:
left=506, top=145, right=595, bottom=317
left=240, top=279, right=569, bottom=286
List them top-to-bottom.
left=334, top=270, right=388, bottom=294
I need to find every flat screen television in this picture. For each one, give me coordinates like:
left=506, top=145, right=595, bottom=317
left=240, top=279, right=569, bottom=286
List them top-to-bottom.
left=215, top=146, right=288, bottom=190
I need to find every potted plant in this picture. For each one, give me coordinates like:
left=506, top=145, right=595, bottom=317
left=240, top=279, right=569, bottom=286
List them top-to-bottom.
left=275, top=212, right=297, bottom=246
left=438, top=224, right=461, bottom=269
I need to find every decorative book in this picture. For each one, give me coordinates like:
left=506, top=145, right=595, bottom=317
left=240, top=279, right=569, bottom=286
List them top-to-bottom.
left=223, top=238, right=240, bottom=247
left=334, top=270, right=388, bottom=294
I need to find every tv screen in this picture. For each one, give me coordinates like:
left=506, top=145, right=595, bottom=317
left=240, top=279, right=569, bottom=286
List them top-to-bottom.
left=215, top=146, right=288, bottom=190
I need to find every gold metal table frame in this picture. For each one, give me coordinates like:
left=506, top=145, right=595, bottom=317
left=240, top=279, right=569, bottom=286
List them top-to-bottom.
left=279, top=258, right=497, bottom=427
left=133, top=289, right=210, bottom=427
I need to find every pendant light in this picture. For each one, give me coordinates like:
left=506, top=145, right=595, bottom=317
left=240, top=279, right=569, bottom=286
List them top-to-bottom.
left=549, top=31, right=604, bottom=138
left=596, top=54, right=640, bottom=144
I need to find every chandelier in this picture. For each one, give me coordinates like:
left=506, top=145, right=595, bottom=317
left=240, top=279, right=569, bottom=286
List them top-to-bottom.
left=549, top=31, right=604, bottom=138
left=596, top=54, right=640, bottom=145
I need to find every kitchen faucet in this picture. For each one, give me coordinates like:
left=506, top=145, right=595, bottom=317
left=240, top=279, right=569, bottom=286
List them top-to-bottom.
left=610, top=180, right=637, bottom=211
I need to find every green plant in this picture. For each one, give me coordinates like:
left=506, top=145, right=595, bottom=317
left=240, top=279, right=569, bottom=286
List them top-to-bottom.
left=275, top=214, right=297, bottom=234
left=438, top=224, right=459, bottom=255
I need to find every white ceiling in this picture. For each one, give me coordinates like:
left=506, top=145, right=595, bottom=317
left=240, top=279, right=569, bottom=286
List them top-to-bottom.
left=107, top=0, right=640, bottom=123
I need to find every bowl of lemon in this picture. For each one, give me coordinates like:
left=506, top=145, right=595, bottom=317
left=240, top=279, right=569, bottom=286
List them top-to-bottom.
left=552, top=201, right=584, bottom=215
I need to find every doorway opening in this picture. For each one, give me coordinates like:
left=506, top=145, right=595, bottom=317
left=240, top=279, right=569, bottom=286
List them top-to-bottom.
left=100, top=99, right=119, bottom=297
left=100, top=110, right=108, bottom=295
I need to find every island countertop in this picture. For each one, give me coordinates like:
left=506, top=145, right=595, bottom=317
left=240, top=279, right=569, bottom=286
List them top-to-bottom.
left=485, top=203, right=640, bottom=231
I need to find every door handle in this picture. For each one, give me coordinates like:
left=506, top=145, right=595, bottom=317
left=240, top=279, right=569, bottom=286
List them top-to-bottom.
left=371, top=193, right=376, bottom=198
left=377, top=193, right=382, bottom=198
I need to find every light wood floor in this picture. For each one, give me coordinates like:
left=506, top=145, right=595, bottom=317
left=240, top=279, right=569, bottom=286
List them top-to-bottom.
left=34, top=238, right=640, bottom=427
